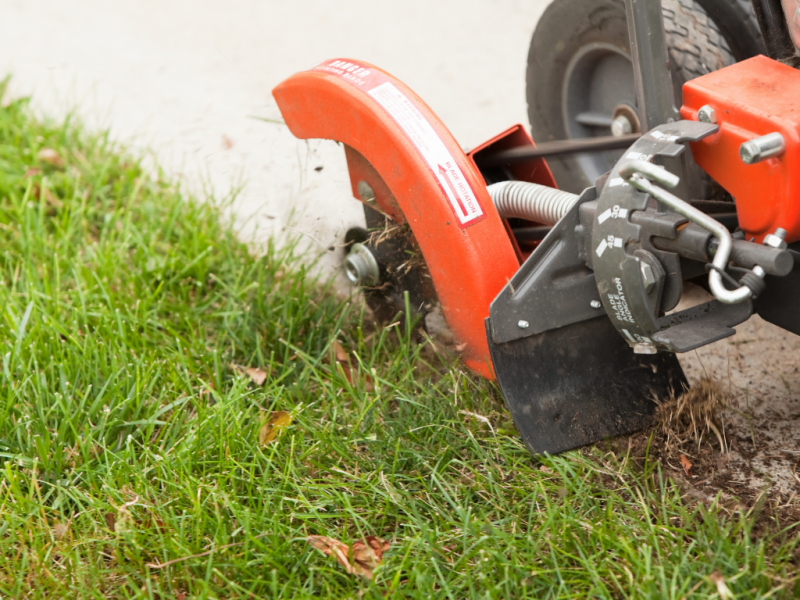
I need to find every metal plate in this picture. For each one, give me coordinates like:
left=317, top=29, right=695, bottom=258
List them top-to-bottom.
left=590, top=120, right=718, bottom=350
left=489, top=187, right=602, bottom=344
left=487, top=316, right=687, bottom=455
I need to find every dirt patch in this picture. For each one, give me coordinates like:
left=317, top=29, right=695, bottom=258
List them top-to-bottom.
left=619, top=285, right=800, bottom=529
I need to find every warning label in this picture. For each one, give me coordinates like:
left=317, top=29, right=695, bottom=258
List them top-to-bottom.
left=313, top=59, right=485, bottom=228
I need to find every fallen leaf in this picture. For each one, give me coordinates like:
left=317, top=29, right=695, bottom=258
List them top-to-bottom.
left=221, top=135, right=234, bottom=150
left=37, top=147, right=63, bottom=167
left=23, top=167, right=41, bottom=178
left=30, top=183, right=63, bottom=208
left=331, top=341, right=373, bottom=391
left=334, top=341, right=349, bottom=363
left=229, top=362, right=268, bottom=386
left=246, top=367, right=267, bottom=386
left=259, top=411, right=293, bottom=445
left=680, top=454, right=693, bottom=476
left=539, top=465, right=552, bottom=473
left=103, top=512, right=117, bottom=531
left=52, top=522, right=69, bottom=539
left=308, top=535, right=389, bottom=580
left=350, top=536, right=390, bottom=579
left=709, top=572, right=733, bottom=599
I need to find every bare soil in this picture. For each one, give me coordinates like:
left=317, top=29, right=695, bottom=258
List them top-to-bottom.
left=622, top=285, right=800, bottom=528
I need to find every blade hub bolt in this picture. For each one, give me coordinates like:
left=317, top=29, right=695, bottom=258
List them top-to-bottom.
left=343, top=243, right=380, bottom=286
left=590, top=300, right=602, bottom=309
left=517, top=320, right=530, bottom=329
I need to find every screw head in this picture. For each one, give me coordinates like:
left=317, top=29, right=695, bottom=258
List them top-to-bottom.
left=698, top=105, right=717, bottom=124
left=357, top=181, right=376, bottom=204
left=590, top=300, right=602, bottom=309
left=517, top=320, right=530, bottom=329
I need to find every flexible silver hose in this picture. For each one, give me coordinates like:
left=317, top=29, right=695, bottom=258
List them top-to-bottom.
left=487, top=180, right=579, bottom=225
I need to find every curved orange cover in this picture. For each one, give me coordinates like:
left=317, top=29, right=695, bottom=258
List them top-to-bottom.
left=273, top=59, right=520, bottom=377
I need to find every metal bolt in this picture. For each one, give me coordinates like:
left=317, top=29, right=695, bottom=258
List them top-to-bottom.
left=697, top=105, right=717, bottom=124
left=611, top=115, right=633, bottom=137
left=740, top=132, right=786, bottom=164
left=357, top=180, right=376, bottom=205
left=763, top=227, right=788, bottom=250
left=343, top=243, right=380, bottom=286
left=640, top=261, right=657, bottom=293
left=752, top=265, right=766, bottom=278
left=590, top=300, right=602, bottom=309
left=517, top=320, right=530, bottom=329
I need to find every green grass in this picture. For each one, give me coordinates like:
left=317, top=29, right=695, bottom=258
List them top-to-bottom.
left=0, top=79, right=798, bottom=599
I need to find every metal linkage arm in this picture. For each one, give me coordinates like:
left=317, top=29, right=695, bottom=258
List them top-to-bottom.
left=619, top=160, right=757, bottom=304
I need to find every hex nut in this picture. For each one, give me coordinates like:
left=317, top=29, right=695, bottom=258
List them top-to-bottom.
left=698, top=105, right=717, bottom=124
left=611, top=115, right=633, bottom=137
left=763, top=228, right=788, bottom=250
left=640, top=261, right=657, bottom=293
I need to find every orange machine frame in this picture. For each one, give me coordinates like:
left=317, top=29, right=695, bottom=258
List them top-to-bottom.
left=273, top=59, right=520, bottom=377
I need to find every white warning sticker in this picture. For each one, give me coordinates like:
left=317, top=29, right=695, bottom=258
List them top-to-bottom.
left=367, top=82, right=484, bottom=227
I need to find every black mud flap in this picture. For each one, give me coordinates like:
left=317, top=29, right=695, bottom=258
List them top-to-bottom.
left=486, top=316, right=687, bottom=456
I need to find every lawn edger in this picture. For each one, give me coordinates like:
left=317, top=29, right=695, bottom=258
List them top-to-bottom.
left=272, top=0, right=800, bottom=457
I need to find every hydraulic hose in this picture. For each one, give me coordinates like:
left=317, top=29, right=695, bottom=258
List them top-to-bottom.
left=487, top=180, right=579, bottom=225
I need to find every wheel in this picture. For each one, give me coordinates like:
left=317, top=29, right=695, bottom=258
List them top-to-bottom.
left=526, top=0, right=743, bottom=195
left=693, top=0, right=766, bottom=61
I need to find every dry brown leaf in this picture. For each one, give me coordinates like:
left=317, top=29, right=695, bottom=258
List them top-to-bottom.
left=37, top=147, right=63, bottom=167
left=23, top=167, right=41, bottom=178
left=30, top=183, right=63, bottom=208
left=334, top=341, right=349, bottom=363
left=331, top=342, right=374, bottom=391
left=229, top=362, right=269, bottom=386
left=246, top=367, right=268, bottom=386
left=259, top=411, right=293, bottom=445
left=680, top=453, right=693, bottom=476
left=539, top=465, right=552, bottom=473
left=103, top=512, right=117, bottom=531
left=52, top=522, right=69, bottom=539
left=308, top=535, right=389, bottom=580
left=350, top=536, right=390, bottom=579
left=709, top=572, right=733, bottom=599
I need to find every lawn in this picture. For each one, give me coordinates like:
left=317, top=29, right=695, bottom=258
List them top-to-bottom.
left=0, top=79, right=798, bottom=599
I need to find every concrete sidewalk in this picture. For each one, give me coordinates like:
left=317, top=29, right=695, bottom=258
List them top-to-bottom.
left=0, top=0, right=549, bottom=279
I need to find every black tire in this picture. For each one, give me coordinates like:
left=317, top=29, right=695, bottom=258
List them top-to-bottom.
left=526, top=0, right=738, bottom=195
left=694, top=0, right=766, bottom=61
